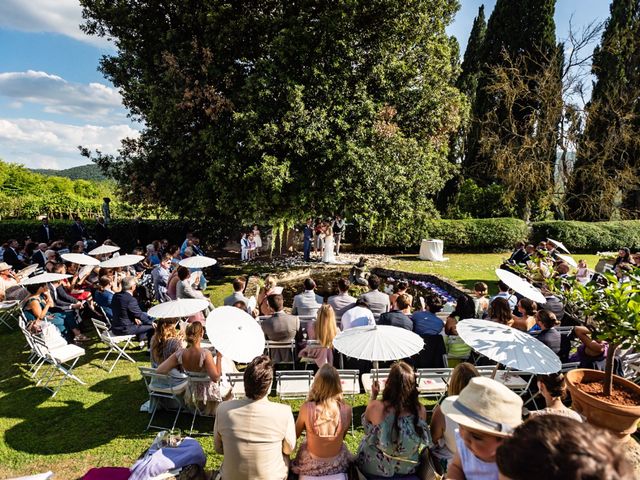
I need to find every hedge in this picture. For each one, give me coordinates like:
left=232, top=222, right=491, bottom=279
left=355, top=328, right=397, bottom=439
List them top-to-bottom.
left=422, top=218, right=529, bottom=252
left=530, top=221, right=640, bottom=252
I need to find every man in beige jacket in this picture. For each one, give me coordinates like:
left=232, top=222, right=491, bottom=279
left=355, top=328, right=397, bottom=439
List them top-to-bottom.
left=214, top=355, right=296, bottom=480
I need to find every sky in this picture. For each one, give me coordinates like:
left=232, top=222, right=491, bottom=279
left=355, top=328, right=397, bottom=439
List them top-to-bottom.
left=0, top=1, right=613, bottom=170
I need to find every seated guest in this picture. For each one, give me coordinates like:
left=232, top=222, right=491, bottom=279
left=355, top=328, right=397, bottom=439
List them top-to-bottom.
left=3, top=239, right=26, bottom=270
left=507, top=241, right=528, bottom=264
left=32, top=243, right=48, bottom=269
left=146, top=243, right=160, bottom=266
left=613, top=246, right=635, bottom=270
left=44, top=250, right=58, bottom=272
left=151, top=254, right=171, bottom=302
left=0, top=262, right=18, bottom=302
left=58, top=262, right=92, bottom=301
left=554, top=262, right=571, bottom=278
left=176, top=266, right=213, bottom=321
left=167, top=268, right=180, bottom=300
left=358, top=274, right=390, bottom=316
left=257, top=275, right=278, bottom=316
left=94, top=276, right=115, bottom=320
left=47, top=277, right=86, bottom=327
left=111, top=277, right=154, bottom=342
left=223, top=277, right=250, bottom=307
left=327, top=277, right=356, bottom=319
left=292, top=278, right=323, bottom=317
left=389, top=279, right=413, bottom=311
left=490, top=280, right=517, bottom=311
left=473, top=282, right=489, bottom=318
left=23, top=283, right=86, bottom=341
left=539, top=285, right=565, bottom=323
left=378, top=293, right=412, bottom=330
left=261, top=294, right=300, bottom=363
left=445, top=294, right=476, bottom=335
left=412, top=295, right=444, bottom=336
left=487, top=297, right=514, bottom=326
left=340, top=298, right=375, bottom=329
left=511, top=298, right=537, bottom=331
left=302, top=304, right=338, bottom=367
left=534, top=310, right=560, bottom=356
left=150, top=317, right=184, bottom=367
left=158, top=322, right=227, bottom=416
left=570, top=325, right=622, bottom=375
left=214, top=355, right=296, bottom=480
left=357, top=361, right=430, bottom=478
left=430, top=363, right=479, bottom=469
left=291, top=364, right=353, bottom=477
left=530, top=372, right=582, bottom=422
left=443, top=377, right=523, bottom=480
left=496, top=416, right=634, bottom=480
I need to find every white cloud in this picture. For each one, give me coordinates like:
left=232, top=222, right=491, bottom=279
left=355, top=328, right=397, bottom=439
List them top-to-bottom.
left=0, top=0, right=111, bottom=48
left=0, top=70, right=128, bottom=123
left=0, top=118, right=139, bottom=169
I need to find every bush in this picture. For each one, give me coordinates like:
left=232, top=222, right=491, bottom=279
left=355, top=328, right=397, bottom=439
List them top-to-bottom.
left=447, top=179, right=516, bottom=219
left=531, top=221, right=640, bottom=252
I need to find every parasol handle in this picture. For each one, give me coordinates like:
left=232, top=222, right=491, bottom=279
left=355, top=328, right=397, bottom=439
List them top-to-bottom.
left=491, top=363, right=500, bottom=380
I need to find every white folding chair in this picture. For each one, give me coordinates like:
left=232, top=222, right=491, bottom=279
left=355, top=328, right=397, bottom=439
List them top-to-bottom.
left=0, top=300, right=20, bottom=330
left=91, top=318, right=136, bottom=373
left=18, top=321, right=48, bottom=380
left=31, top=335, right=86, bottom=397
left=266, top=339, right=297, bottom=368
left=139, top=366, right=188, bottom=431
left=361, top=368, right=391, bottom=397
left=416, top=368, right=453, bottom=407
left=337, top=369, right=360, bottom=433
left=275, top=370, right=313, bottom=399
left=186, top=372, right=215, bottom=434
left=226, top=372, right=246, bottom=399
left=8, top=471, right=53, bottom=480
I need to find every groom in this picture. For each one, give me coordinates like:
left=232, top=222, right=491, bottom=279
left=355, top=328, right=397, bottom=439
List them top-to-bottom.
left=303, top=218, right=313, bottom=262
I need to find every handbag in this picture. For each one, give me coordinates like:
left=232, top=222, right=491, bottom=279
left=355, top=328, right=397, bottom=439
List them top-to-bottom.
left=416, top=447, right=443, bottom=480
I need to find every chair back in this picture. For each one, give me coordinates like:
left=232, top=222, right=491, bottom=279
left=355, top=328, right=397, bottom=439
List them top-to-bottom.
left=265, top=339, right=296, bottom=367
left=275, top=370, right=313, bottom=399
left=226, top=372, right=246, bottom=398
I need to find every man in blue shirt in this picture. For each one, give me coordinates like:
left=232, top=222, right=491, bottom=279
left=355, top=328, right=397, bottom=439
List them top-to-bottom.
left=490, top=280, right=517, bottom=311
left=412, top=296, right=445, bottom=335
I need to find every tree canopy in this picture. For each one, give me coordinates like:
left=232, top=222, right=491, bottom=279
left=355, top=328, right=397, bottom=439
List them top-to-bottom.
left=80, top=0, right=465, bottom=239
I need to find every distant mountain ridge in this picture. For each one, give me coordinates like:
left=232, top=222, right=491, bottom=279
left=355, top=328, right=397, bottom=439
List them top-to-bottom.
left=31, top=164, right=108, bottom=181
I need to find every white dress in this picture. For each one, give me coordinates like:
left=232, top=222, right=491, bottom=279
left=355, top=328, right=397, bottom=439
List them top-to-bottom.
left=253, top=229, right=262, bottom=249
left=322, top=235, right=336, bottom=263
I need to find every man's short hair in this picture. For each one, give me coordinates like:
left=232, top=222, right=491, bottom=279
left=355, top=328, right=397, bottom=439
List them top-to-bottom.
left=177, top=266, right=190, bottom=281
left=368, top=274, right=381, bottom=290
left=121, top=276, right=137, bottom=291
left=233, top=277, right=246, bottom=292
left=304, top=278, right=316, bottom=290
left=337, top=278, right=350, bottom=292
left=498, top=280, right=509, bottom=292
left=267, top=293, right=284, bottom=312
left=396, top=293, right=411, bottom=310
left=244, top=355, right=274, bottom=400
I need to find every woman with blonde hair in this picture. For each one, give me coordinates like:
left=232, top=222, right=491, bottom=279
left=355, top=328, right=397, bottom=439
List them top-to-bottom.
left=257, top=274, right=278, bottom=315
left=301, top=304, right=338, bottom=367
left=150, top=318, right=184, bottom=367
left=430, top=362, right=480, bottom=469
left=291, top=364, right=353, bottom=478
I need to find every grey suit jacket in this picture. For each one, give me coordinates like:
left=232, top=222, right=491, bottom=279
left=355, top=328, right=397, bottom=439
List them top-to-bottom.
left=177, top=280, right=207, bottom=301
left=359, top=289, right=390, bottom=316
left=291, top=290, right=323, bottom=317
left=224, top=291, right=250, bottom=307
left=328, top=292, right=356, bottom=319
left=261, top=312, right=300, bottom=363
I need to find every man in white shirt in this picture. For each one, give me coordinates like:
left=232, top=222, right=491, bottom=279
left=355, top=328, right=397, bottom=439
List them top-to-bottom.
left=328, top=277, right=356, bottom=319
left=292, top=278, right=323, bottom=317
left=490, top=280, right=517, bottom=311
left=341, top=298, right=375, bottom=330
left=214, top=355, right=296, bottom=480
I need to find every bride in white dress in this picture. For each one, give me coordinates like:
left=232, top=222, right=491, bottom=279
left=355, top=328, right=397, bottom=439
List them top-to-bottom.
left=322, top=222, right=335, bottom=263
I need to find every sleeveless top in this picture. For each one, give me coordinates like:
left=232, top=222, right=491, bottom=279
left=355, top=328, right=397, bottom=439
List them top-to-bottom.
left=24, top=296, right=46, bottom=322
left=305, top=401, right=350, bottom=457
left=454, top=430, right=499, bottom=480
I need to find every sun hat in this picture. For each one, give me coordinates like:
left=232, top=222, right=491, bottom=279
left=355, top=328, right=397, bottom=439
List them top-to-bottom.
left=0, top=262, right=11, bottom=272
left=441, top=376, right=523, bottom=438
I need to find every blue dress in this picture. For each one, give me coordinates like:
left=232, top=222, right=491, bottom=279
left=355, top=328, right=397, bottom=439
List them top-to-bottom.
left=24, top=295, right=70, bottom=336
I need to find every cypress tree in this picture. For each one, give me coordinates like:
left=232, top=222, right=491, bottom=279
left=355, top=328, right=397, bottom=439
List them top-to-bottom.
left=567, top=0, right=640, bottom=220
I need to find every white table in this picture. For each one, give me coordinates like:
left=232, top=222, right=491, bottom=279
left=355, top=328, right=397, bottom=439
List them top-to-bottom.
left=419, top=239, right=448, bottom=262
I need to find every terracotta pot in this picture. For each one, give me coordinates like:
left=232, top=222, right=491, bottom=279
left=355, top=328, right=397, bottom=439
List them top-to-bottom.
left=566, top=369, right=640, bottom=440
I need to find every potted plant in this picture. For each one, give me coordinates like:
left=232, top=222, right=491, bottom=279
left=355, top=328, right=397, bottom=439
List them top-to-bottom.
left=550, top=271, right=640, bottom=439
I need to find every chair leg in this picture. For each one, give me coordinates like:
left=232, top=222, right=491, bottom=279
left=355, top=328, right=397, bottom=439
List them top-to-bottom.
left=51, top=357, right=84, bottom=397
left=146, top=398, right=159, bottom=431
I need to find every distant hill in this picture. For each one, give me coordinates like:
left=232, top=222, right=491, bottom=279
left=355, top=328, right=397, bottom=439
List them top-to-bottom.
left=31, top=164, right=108, bottom=181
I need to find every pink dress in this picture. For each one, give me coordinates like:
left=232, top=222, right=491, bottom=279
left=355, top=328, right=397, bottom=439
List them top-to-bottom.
left=175, top=349, right=222, bottom=415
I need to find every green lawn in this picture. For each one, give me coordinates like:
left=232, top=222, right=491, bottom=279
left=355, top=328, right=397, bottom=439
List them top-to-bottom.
left=0, top=252, right=603, bottom=478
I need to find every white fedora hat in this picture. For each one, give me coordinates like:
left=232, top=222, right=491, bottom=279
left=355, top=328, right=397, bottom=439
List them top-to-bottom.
left=441, top=376, right=523, bottom=438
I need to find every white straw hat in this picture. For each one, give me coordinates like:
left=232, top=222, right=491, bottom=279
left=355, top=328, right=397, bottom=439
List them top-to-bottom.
left=441, top=376, right=523, bottom=438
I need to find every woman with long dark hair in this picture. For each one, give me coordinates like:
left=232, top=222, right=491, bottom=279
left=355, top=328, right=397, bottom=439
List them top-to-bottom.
left=357, top=361, right=430, bottom=478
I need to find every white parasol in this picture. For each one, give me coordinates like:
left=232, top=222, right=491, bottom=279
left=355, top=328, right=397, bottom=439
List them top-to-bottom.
left=547, top=238, right=570, bottom=254
left=89, top=245, right=120, bottom=256
left=61, top=253, right=100, bottom=266
left=557, top=253, right=578, bottom=268
left=100, top=254, right=145, bottom=268
left=178, top=256, right=217, bottom=268
left=17, top=264, right=39, bottom=278
left=78, top=264, right=95, bottom=279
left=495, top=268, right=546, bottom=304
left=19, top=272, right=71, bottom=286
left=247, top=296, right=257, bottom=312
left=147, top=299, right=210, bottom=319
left=205, top=306, right=265, bottom=363
left=456, top=319, right=561, bottom=374
left=333, top=325, right=424, bottom=369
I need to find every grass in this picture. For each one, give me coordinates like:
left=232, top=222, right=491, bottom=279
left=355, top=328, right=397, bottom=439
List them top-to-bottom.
left=0, top=252, right=604, bottom=477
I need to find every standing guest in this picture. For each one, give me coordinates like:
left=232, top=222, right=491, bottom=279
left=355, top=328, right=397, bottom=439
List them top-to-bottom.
left=101, top=197, right=111, bottom=225
left=332, top=214, right=345, bottom=255
left=70, top=216, right=90, bottom=244
left=94, top=216, right=109, bottom=246
left=38, top=217, right=55, bottom=244
left=303, top=218, right=313, bottom=262
left=314, top=218, right=324, bottom=257
left=252, top=225, right=262, bottom=254
left=180, top=232, right=194, bottom=256
left=240, top=232, right=250, bottom=262
left=247, top=232, right=257, bottom=260
left=191, top=236, right=205, bottom=256
left=3, top=239, right=25, bottom=270
left=32, top=243, right=48, bottom=269
left=151, top=254, right=171, bottom=302
left=576, top=259, right=590, bottom=283
left=0, top=262, right=18, bottom=301
left=358, top=274, right=390, bottom=316
left=257, top=275, right=279, bottom=316
left=94, top=276, right=115, bottom=320
left=110, top=277, right=154, bottom=342
left=223, top=277, right=250, bottom=307
left=327, top=277, right=356, bottom=320
left=292, top=278, right=323, bottom=317
left=389, top=279, right=413, bottom=311
left=490, top=280, right=517, bottom=311
left=472, top=282, right=489, bottom=318
left=378, top=293, right=413, bottom=330
left=262, top=294, right=300, bottom=363
left=340, top=298, right=375, bottom=330
left=511, top=298, right=537, bottom=331
left=533, top=310, right=561, bottom=357
left=150, top=318, right=184, bottom=367
left=214, top=355, right=296, bottom=480
left=357, top=361, right=430, bottom=478
left=291, top=364, right=353, bottom=477
left=530, top=373, right=582, bottom=421
left=442, top=377, right=523, bottom=480
left=496, top=416, right=634, bottom=480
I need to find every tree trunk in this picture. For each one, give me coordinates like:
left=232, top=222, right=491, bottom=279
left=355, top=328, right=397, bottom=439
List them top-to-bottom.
left=604, top=342, right=618, bottom=397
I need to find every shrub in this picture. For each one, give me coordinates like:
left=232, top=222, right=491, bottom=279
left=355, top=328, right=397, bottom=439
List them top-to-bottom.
left=531, top=221, right=640, bottom=252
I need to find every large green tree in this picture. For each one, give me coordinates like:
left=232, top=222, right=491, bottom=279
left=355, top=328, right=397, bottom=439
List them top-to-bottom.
left=566, top=0, right=640, bottom=220
left=80, top=1, right=465, bottom=241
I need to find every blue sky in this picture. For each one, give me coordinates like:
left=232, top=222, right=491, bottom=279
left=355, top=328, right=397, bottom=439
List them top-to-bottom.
left=0, top=1, right=612, bottom=170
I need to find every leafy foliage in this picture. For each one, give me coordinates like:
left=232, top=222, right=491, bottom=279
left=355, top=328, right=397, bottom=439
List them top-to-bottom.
left=79, top=0, right=465, bottom=239
left=31, top=164, right=107, bottom=181
left=446, top=179, right=515, bottom=219
left=531, top=220, right=640, bottom=252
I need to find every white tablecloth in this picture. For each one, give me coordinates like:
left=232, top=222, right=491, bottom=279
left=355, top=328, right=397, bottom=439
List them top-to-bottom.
left=419, top=239, right=448, bottom=261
